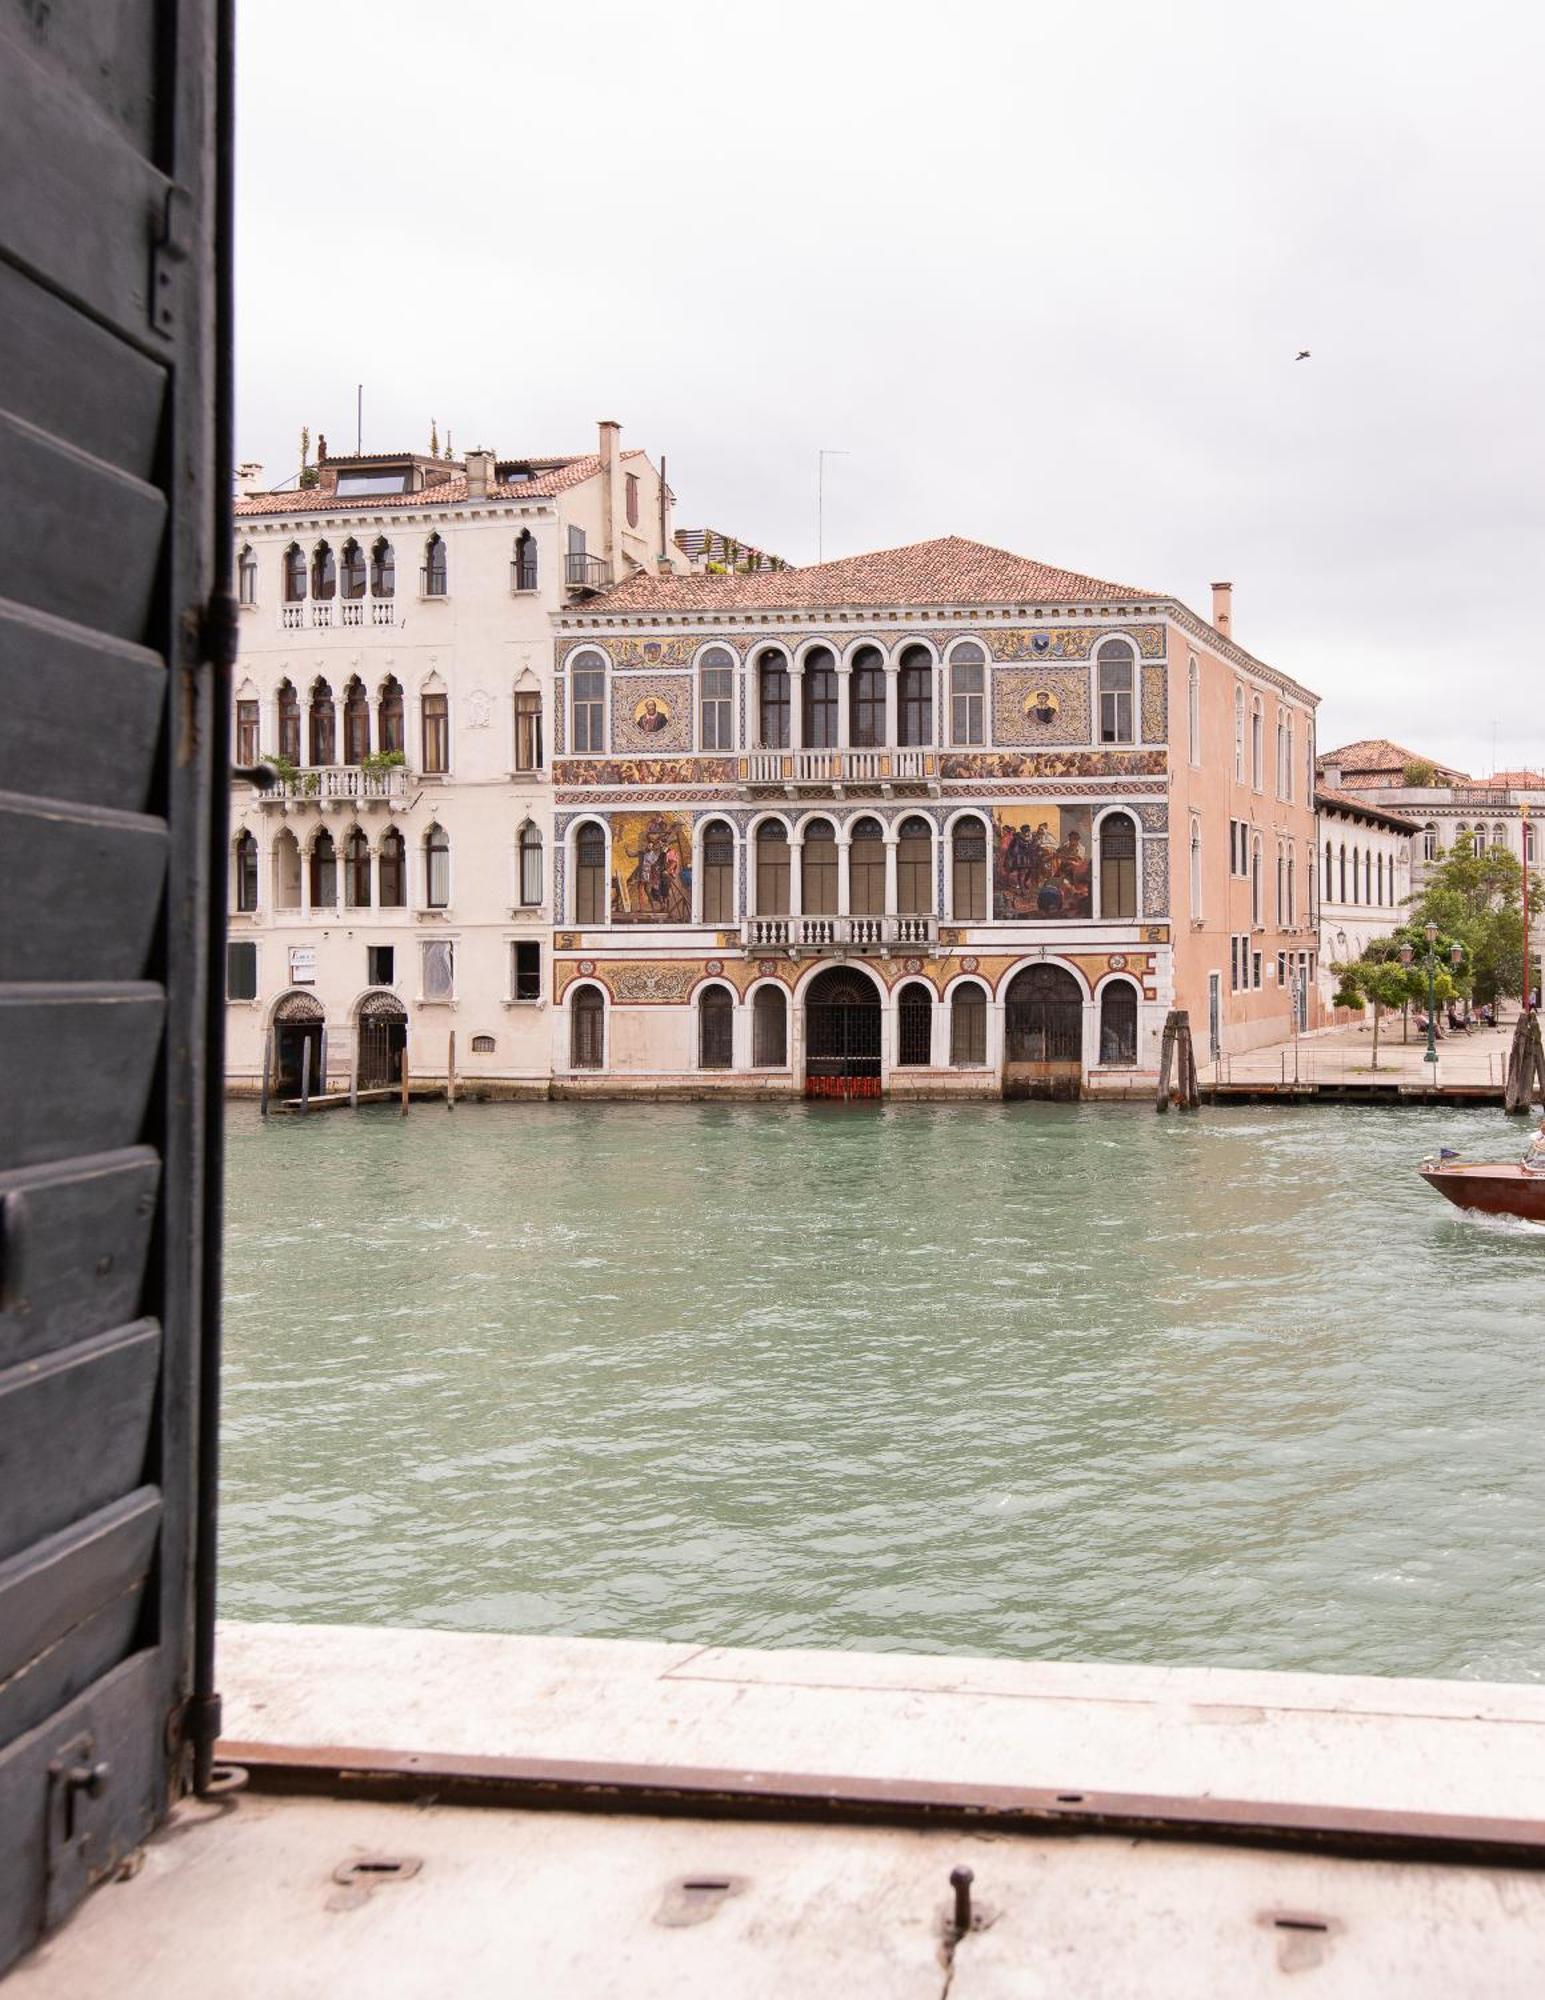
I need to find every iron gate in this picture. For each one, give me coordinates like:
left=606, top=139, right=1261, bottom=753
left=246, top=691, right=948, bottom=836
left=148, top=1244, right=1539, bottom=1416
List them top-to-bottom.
left=1004, top=965, right=1084, bottom=1062
left=805, top=972, right=882, bottom=1097
left=357, top=994, right=407, bottom=1090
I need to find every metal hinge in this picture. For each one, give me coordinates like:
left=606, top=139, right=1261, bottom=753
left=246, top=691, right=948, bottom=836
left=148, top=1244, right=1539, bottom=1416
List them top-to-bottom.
left=150, top=184, right=192, bottom=338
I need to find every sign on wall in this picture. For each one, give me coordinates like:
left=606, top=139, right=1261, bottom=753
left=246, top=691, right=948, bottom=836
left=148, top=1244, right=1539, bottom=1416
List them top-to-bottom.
left=288, top=945, right=317, bottom=985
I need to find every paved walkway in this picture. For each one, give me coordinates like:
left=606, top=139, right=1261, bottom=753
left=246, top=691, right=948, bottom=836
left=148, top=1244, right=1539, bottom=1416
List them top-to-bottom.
left=1215, top=1014, right=1520, bottom=1091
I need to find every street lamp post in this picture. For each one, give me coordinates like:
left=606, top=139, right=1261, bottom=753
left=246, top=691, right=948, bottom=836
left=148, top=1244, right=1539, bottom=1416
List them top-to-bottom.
left=1400, top=924, right=1465, bottom=1068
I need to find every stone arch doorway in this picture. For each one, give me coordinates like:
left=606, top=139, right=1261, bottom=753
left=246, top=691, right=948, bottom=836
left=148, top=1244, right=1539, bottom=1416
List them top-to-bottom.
left=1003, top=963, right=1084, bottom=1100
left=804, top=966, right=882, bottom=1099
left=271, top=990, right=325, bottom=1100
left=356, top=990, right=408, bottom=1090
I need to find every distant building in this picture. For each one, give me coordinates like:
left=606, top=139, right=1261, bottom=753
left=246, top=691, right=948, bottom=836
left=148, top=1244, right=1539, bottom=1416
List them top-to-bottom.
left=1318, top=742, right=1541, bottom=885
left=1314, top=785, right=1421, bottom=1007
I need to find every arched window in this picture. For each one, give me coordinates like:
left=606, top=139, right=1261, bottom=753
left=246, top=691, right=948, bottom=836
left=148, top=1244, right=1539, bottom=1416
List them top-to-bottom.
left=512, top=528, right=537, bottom=593
left=422, top=532, right=448, bottom=596
left=370, top=537, right=395, bottom=598
left=340, top=538, right=367, bottom=600
left=310, top=541, right=336, bottom=601
left=283, top=543, right=306, bottom=603
left=238, top=544, right=258, bottom=606
left=1096, top=640, right=1134, bottom=745
left=950, top=643, right=985, bottom=746
left=898, top=645, right=933, bottom=747
left=699, top=646, right=734, bottom=751
left=802, top=646, right=838, bottom=749
left=849, top=646, right=885, bottom=747
left=757, top=649, right=790, bottom=749
left=570, top=650, right=606, bottom=755
left=1187, top=657, right=1200, bottom=764
left=378, top=675, right=404, bottom=755
left=343, top=676, right=369, bottom=763
left=308, top=678, right=335, bottom=765
left=277, top=679, right=300, bottom=764
left=1233, top=686, right=1245, bottom=781
left=514, top=688, right=543, bottom=771
left=421, top=690, right=448, bottom=774
left=1250, top=699, right=1264, bottom=789
left=1275, top=711, right=1287, bottom=797
left=1284, top=716, right=1294, bottom=801
left=1099, top=812, right=1137, bottom=920
left=849, top=816, right=885, bottom=916
left=896, top=816, right=932, bottom=914
left=1189, top=816, right=1202, bottom=916
left=802, top=817, right=838, bottom=915
left=951, top=817, right=987, bottom=921
left=701, top=820, right=734, bottom=922
left=755, top=821, right=790, bottom=915
left=1525, top=821, right=1536, bottom=865
left=575, top=822, right=607, bottom=924
left=1493, top=822, right=1508, bottom=851
left=518, top=823, right=543, bottom=906
left=424, top=824, right=450, bottom=909
left=273, top=827, right=301, bottom=909
left=345, top=827, right=371, bottom=907
left=378, top=827, right=406, bottom=907
left=309, top=829, right=337, bottom=907
left=235, top=830, right=258, bottom=912
left=1251, top=833, right=1263, bottom=926
left=1324, top=839, right=1334, bottom=899
left=1275, top=843, right=1285, bottom=924
left=1339, top=843, right=1347, bottom=902
left=1288, top=846, right=1296, bottom=924
left=1351, top=848, right=1360, bottom=903
left=1376, top=852, right=1384, bottom=904
left=1004, top=963, right=1083, bottom=1062
left=897, top=981, right=933, bottom=1066
left=1099, top=981, right=1138, bottom=1066
left=949, top=983, right=987, bottom=1066
left=570, top=984, right=604, bottom=1070
left=698, top=984, right=734, bottom=1069
left=752, top=984, right=787, bottom=1068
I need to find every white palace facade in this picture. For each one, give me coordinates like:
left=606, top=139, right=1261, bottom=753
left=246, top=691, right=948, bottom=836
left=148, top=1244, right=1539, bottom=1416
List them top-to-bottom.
left=226, top=480, right=1324, bottom=1099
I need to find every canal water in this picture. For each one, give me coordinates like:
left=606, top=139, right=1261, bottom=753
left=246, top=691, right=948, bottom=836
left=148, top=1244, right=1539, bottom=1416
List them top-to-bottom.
left=222, top=1100, right=1545, bottom=1681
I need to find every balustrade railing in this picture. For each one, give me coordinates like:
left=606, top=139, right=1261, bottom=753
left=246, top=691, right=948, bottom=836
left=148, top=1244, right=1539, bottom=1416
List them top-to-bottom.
left=371, top=600, right=395, bottom=625
left=311, top=602, right=333, bottom=626
left=281, top=604, right=305, bottom=628
left=741, top=746, right=938, bottom=785
left=264, top=765, right=410, bottom=804
left=742, top=913, right=937, bottom=951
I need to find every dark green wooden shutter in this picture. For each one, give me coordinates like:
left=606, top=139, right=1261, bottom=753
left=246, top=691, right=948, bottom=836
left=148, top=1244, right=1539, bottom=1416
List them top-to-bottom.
left=0, top=0, right=227, bottom=1971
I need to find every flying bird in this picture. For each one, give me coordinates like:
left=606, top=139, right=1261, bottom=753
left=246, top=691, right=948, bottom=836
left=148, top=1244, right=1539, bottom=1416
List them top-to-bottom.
left=1295, top=349, right=1311, bottom=360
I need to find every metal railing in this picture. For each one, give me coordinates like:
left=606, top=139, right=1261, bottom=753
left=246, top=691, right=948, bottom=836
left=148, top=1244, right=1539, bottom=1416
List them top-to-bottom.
left=564, top=552, right=613, bottom=593
left=510, top=560, right=539, bottom=593
left=743, top=913, right=938, bottom=951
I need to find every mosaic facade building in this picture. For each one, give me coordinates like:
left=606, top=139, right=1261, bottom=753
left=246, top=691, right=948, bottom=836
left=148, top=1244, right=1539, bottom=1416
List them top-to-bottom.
left=546, top=541, right=1323, bottom=1097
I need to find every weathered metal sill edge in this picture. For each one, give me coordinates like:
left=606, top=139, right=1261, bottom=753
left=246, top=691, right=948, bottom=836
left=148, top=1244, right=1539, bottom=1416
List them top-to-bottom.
left=218, top=1740, right=1545, bottom=1872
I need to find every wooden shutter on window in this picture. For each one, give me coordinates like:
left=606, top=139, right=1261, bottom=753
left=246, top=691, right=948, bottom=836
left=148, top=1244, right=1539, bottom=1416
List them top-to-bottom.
left=0, top=0, right=226, bottom=1971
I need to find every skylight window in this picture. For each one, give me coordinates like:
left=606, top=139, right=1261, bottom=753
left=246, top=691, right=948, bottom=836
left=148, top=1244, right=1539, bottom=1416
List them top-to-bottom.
left=336, top=469, right=411, bottom=495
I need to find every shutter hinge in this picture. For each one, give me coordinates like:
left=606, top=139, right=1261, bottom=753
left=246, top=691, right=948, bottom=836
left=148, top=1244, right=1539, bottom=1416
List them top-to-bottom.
left=150, top=184, right=193, bottom=337
left=202, top=589, right=241, bottom=672
left=172, top=1692, right=248, bottom=1800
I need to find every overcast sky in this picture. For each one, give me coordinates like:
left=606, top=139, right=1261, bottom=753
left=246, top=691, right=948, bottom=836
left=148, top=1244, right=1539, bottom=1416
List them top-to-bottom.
left=237, top=0, right=1545, bottom=775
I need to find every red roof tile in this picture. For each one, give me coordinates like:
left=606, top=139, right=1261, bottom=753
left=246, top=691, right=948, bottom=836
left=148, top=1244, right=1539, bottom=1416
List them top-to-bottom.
left=234, top=453, right=610, bottom=517
left=576, top=536, right=1151, bottom=613
left=1317, top=739, right=1468, bottom=783
left=1315, top=786, right=1424, bottom=832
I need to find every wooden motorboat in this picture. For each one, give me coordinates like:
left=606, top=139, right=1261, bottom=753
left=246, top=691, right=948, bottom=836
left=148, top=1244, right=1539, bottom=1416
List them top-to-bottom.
left=1419, top=1152, right=1545, bottom=1221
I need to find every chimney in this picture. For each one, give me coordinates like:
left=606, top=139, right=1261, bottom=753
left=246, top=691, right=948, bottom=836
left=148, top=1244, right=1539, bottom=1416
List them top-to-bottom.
left=598, top=419, right=621, bottom=576
left=465, top=447, right=494, bottom=500
left=235, top=461, right=265, bottom=498
left=1211, top=581, right=1233, bottom=639
left=1321, top=762, right=1342, bottom=790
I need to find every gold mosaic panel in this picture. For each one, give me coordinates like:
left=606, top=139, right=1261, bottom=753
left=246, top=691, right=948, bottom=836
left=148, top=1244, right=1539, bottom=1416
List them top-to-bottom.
left=990, top=624, right=1166, bottom=662
left=1141, top=664, right=1168, bottom=744
left=991, top=668, right=1090, bottom=746
left=611, top=675, right=691, bottom=753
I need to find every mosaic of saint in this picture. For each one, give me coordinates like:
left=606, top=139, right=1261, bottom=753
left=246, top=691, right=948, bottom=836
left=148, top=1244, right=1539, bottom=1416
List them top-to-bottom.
left=633, top=694, right=672, bottom=735
left=992, top=804, right=1092, bottom=920
left=611, top=811, right=693, bottom=923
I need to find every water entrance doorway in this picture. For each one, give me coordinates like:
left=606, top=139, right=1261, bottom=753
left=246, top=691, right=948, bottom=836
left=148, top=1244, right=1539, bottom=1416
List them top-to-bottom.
left=1003, top=963, right=1084, bottom=1099
left=804, top=967, right=882, bottom=1098
left=272, top=990, right=325, bottom=1099
left=357, top=991, right=408, bottom=1090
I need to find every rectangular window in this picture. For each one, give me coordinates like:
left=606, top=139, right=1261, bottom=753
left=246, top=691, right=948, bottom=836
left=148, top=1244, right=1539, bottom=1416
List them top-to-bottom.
left=951, top=661, right=984, bottom=745
left=701, top=663, right=734, bottom=750
left=572, top=667, right=605, bottom=754
left=514, top=692, right=543, bottom=771
left=421, top=693, right=448, bottom=774
left=236, top=699, right=259, bottom=765
left=226, top=939, right=257, bottom=1001
left=421, top=939, right=455, bottom=1001
left=512, top=940, right=540, bottom=1001
left=367, top=945, right=395, bottom=986
left=1252, top=951, right=1263, bottom=990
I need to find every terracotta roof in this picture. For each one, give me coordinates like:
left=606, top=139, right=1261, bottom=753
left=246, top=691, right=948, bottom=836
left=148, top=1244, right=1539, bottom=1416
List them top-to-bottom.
left=233, top=451, right=615, bottom=517
left=575, top=536, right=1152, bottom=613
left=1317, top=738, right=1467, bottom=783
left=1470, top=769, right=1545, bottom=790
left=1315, top=786, right=1424, bottom=833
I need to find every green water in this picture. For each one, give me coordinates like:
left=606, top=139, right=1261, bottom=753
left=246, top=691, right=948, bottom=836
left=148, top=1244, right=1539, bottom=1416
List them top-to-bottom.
left=221, top=1100, right=1545, bottom=1680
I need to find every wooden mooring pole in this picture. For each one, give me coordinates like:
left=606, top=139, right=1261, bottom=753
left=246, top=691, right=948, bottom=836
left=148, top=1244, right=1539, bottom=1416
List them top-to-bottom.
left=1504, top=1009, right=1545, bottom=1113
left=1156, top=1010, right=1200, bottom=1113
left=446, top=1031, right=457, bottom=1110
left=299, top=1035, right=312, bottom=1115
left=259, top=1036, right=271, bottom=1120
left=348, top=1037, right=359, bottom=1111
left=400, top=1043, right=410, bottom=1117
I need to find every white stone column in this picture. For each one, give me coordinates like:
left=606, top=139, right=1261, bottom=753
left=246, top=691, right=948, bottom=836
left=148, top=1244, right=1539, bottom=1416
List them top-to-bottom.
left=789, top=664, right=804, bottom=753
left=836, top=666, right=851, bottom=753
left=884, top=666, right=899, bottom=750
left=788, top=829, right=803, bottom=921
left=835, top=829, right=850, bottom=918
left=883, top=830, right=899, bottom=917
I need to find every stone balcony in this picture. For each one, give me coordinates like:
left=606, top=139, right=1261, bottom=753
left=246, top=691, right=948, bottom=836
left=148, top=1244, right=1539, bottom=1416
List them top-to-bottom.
left=741, top=747, right=938, bottom=795
left=254, top=765, right=410, bottom=809
left=743, top=913, right=937, bottom=954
